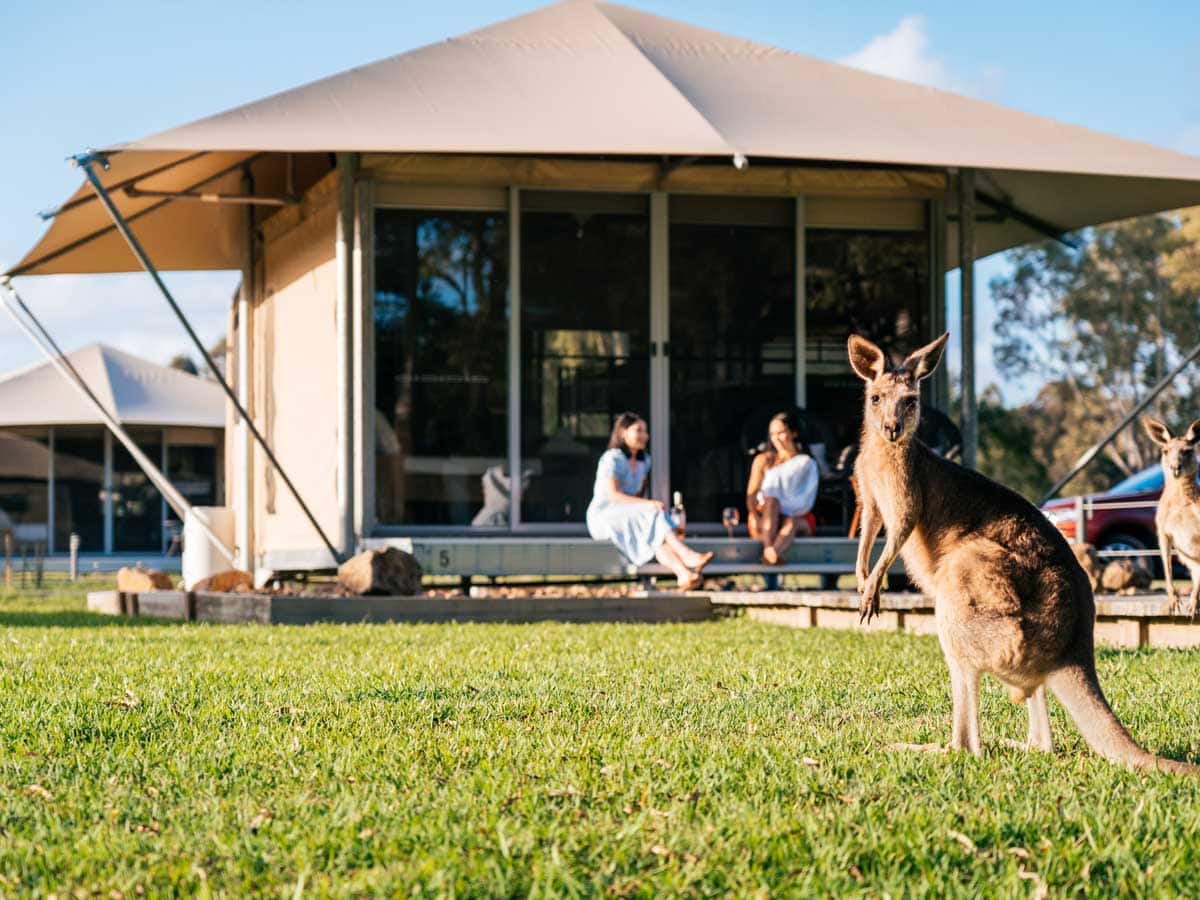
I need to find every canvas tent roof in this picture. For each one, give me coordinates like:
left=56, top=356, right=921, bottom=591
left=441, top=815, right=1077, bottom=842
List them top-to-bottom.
left=10, top=0, right=1200, bottom=276
left=0, top=344, right=225, bottom=429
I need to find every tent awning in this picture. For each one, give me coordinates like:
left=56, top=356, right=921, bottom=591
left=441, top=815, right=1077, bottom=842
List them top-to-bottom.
left=10, top=0, right=1200, bottom=276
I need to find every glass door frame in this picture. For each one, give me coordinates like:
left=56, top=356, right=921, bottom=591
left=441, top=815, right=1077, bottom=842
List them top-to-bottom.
left=362, top=181, right=940, bottom=537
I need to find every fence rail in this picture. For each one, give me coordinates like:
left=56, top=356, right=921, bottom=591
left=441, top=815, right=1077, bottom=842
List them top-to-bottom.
left=1055, top=494, right=1166, bottom=565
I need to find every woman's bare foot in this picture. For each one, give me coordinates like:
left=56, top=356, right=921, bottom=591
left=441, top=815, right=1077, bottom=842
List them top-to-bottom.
left=762, top=546, right=780, bottom=565
left=693, top=551, right=715, bottom=574
left=678, top=572, right=704, bottom=591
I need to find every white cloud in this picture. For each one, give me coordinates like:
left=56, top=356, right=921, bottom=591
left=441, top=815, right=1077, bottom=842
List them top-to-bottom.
left=840, top=16, right=1004, bottom=99
left=840, top=16, right=958, bottom=91
left=0, top=271, right=239, bottom=375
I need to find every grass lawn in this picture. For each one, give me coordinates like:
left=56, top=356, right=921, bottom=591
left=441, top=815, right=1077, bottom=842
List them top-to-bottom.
left=2, top=584, right=1199, bottom=897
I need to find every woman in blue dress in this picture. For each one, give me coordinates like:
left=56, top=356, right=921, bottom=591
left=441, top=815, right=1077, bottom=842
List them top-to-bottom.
left=587, top=412, right=714, bottom=590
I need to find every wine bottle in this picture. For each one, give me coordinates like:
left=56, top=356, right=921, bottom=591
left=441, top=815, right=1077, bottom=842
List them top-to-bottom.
left=671, top=490, right=687, bottom=537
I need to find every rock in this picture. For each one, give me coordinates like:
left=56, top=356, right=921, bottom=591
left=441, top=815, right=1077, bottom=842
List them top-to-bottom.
left=1071, top=543, right=1103, bottom=592
left=337, top=548, right=423, bottom=596
left=1100, top=559, right=1152, bottom=594
left=116, top=566, right=174, bottom=593
left=192, top=569, right=255, bottom=593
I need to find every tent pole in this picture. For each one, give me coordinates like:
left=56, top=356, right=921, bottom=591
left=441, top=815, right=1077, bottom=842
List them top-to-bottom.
left=72, top=152, right=342, bottom=566
left=335, top=153, right=357, bottom=556
left=958, top=168, right=977, bottom=469
left=236, top=169, right=255, bottom=572
left=0, top=277, right=236, bottom=565
left=1039, top=340, right=1200, bottom=504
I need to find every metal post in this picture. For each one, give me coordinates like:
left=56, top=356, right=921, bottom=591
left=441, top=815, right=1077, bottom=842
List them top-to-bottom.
left=73, top=152, right=340, bottom=565
left=335, top=153, right=357, bottom=555
left=958, top=169, right=977, bottom=469
left=236, top=170, right=255, bottom=571
left=352, top=178, right=373, bottom=541
left=507, top=185, right=523, bottom=528
left=649, top=192, right=670, bottom=504
left=794, top=196, right=807, bottom=408
left=930, top=198, right=949, bottom=412
left=46, top=426, right=56, bottom=554
left=103, top=429, right=113, bottom=554
left=161, top=430, right=169, bottom=557
left=1074, top=495, right=1086, bottom=546
left=68, top=533, right=79, bottom=582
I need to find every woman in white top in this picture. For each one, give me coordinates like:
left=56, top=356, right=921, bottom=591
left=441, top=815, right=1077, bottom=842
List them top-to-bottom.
left=746, top=411, right=819, bottom=564
left=587, top=412, right=714, bottom=590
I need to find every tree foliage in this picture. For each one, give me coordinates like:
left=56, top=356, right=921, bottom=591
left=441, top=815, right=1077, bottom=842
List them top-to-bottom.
left=989, top=213, right=1200, bottom=488
left=167, top=353, right=199, bottom=376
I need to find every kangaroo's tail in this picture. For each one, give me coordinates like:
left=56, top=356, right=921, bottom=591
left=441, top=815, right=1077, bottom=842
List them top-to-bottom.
left=1046, top=663, right=1199, bottom=776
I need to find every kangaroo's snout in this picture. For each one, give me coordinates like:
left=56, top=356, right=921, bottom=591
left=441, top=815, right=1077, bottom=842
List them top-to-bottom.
left=883, top=422, right=902, bottom=442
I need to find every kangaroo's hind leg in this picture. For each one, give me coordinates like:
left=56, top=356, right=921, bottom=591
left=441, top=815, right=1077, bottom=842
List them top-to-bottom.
left=1186, top=558, right=1200, bottom=619
left=946, top=655, right=981, bottom=754
left=1025, top=685, right=1053, bottom=752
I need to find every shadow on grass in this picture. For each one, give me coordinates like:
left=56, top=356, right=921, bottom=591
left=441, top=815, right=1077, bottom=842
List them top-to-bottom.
left=0, top=610, right=182, bottom=628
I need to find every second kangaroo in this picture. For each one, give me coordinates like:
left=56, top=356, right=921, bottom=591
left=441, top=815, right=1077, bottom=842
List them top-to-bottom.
left=850, top=332, right=1196, bottom=774
left=1143, top=416, right=1200, bottom=617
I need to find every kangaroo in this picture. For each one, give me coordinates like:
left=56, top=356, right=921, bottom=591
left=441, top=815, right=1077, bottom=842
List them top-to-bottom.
left=849, top=332, right=1197, bottom=774
left=1143, top=417, right=1200, bottom=618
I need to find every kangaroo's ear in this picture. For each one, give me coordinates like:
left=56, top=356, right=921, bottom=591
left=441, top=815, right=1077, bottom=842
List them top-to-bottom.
left=901, top=332, right=949, bottom=382
left=847, top=335, right=886, bottom=382
left=1143, top=417, right=1172, bottom=447
left=1185, top=419, right=1200, bottom=445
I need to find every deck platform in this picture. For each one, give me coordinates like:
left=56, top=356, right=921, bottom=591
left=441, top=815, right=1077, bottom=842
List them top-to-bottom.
left=349, top=536, right=903, bottom=580
left=85, top=585, right=1200, bottom=648
left=86, top=589, right=714, bottom=625
left=709, top=590, right=1200, bottom=650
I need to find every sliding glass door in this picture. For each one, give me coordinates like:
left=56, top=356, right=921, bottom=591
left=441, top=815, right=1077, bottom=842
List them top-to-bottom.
left=369, top=189, right=935, bottom=535
left=519, top=192, right=650, bottom=524
left=668, top=197, right=796, bottom=525
left=373, top=209, right=509, bottom=527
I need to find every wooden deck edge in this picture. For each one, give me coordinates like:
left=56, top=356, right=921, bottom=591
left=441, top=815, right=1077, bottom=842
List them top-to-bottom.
left=731, top=590, right=1200, bottom=649
left=86, top=591, right=715, bottom=625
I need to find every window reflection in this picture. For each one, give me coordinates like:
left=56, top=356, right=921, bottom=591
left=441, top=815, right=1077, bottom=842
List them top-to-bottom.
left=520, top=194, right=649, bottom=523
left=670, top=207, right=795, bottom=524
left=374, top=209, right=509, bottom=526
left=805, top=229, right=931, bottom=449
left=0, top=430, right=51, bottom=548
left=52, top=431, right=105, bottom=552
left=112, top=432, right=163, bottom=553
left=168, top=445, right=219, bottom=507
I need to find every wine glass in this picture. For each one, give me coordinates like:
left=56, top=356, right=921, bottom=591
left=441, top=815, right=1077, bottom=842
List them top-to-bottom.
left=721, top=506, right=740, bottom=539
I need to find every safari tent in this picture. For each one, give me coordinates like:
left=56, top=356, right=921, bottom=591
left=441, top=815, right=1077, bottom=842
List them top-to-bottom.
left=8, top=0, right=1200, bottom=576
left=0, top=344, right=224, bottom=558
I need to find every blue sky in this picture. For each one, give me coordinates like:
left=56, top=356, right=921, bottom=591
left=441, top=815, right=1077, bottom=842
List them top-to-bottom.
left=1, top=0, right=1197, bottom=404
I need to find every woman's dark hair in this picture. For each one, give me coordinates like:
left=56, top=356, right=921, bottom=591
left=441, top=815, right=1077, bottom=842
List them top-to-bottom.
left=767, top=410, right=809, bottom=456
left=608, top=411, right=648, bottom=459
